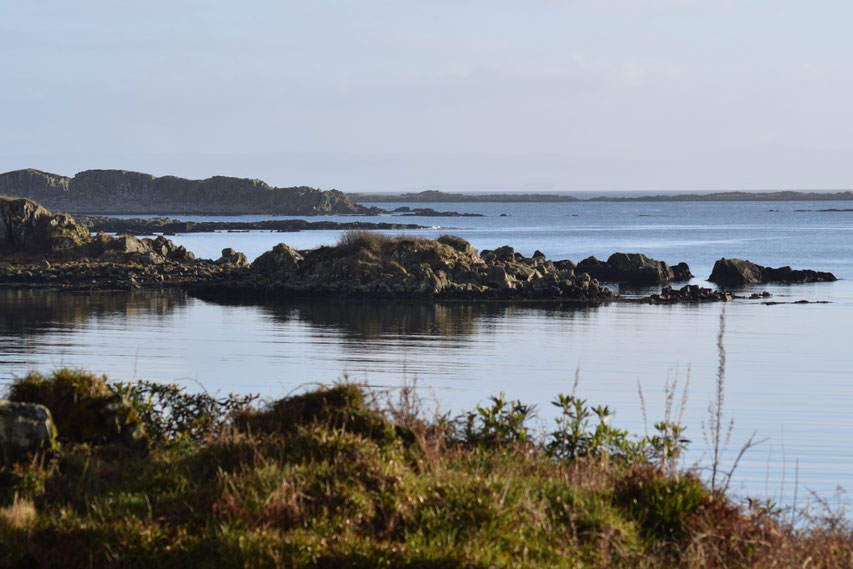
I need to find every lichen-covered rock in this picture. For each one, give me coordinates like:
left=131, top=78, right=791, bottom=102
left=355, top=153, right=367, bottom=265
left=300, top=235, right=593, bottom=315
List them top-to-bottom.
left=0, top=196, right=91, bottom=255
left=109, top=234, right=148, bottom=255
left=437, top=234, right=478, bottom=257
left=251, top=243, right=303, bottom=274
left=216, top=248, right=249, bottom=268
left=709, top=258, right=837, bottom=287
left=0, top=401, right=59, bottom=463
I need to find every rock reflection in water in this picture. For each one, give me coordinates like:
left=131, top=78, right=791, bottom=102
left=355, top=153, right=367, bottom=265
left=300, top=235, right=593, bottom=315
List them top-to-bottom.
left=0, top=288, right=189, bottom=338
left=194, top=295, right=597, bottom=340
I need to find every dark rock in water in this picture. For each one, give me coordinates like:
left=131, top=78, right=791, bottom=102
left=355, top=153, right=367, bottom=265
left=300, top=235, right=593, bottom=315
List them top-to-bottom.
left=398, top=207, right=485, bottom=217
left=75, top=214, right=426, bottom=234
left=577, top=252, right=691, bottom=285
left=708, top=258, right=837, bottom=286
left=672, top=262, right=693, bottom=281
left=646, top=284, right=731, bottom=304
left=0, top=401, right=59, bottom=463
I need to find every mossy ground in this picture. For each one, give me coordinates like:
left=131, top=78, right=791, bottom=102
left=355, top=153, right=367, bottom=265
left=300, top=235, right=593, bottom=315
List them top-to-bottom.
left=1, top=370, right=851, bottom=568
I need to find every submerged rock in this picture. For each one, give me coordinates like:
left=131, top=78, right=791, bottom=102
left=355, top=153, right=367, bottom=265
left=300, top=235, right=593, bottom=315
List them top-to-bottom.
left=708, top=258, right=837, bottom=286
left=646, top=284, right=732, bottom=304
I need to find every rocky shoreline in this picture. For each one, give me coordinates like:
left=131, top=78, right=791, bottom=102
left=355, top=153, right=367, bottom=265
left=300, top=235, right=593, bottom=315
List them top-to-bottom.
left=1, top=196, right=839, bottom=303
left=75, top=215, right=428, bottom=235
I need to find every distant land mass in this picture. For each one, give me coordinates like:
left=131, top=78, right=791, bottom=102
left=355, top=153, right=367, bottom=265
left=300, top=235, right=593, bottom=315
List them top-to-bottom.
left=0, top=169, right=375, bottom=215
left=352, top=189, right=853, bottom=203
left=352, top=190, right=580, bottom=203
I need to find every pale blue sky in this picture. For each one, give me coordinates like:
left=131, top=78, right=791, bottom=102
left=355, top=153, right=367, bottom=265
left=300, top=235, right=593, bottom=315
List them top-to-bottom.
left=2, top=1, right=852, bottom=191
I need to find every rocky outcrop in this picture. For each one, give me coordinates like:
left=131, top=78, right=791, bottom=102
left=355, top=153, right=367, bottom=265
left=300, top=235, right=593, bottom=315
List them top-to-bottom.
left=0, top=168, right=374, bottom=215
left=0, top=196, right=91, bottom=255
left=0, top=197, right=196, bottom=264
left=0, top=198, right=236, bottom=290
left=391, top=206, right=485, bottom=217
left=74, top=215, right=425, bottom=235
left=213, top=235, right=613, bottom=301
left=576, top=252, right=692, bottom=285
left=708, top=258, right=838, bottom=287
left=646, top=285, right=732, bottom=304
left=0, top=401, right=59, bottom=463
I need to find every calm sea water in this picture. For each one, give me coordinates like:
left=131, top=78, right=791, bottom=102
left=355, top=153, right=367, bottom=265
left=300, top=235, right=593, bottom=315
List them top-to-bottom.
left=2, top=200, right=852, bottom=510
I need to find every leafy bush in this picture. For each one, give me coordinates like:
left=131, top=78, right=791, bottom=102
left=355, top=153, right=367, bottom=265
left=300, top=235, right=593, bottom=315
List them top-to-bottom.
left=112, top=380, right=257, bottom=445
left=451, top=393, right=533, bottom=447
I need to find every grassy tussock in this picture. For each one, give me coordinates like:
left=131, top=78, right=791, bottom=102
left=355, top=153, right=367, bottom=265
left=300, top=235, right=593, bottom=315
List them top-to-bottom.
left=0, top=369, right=851, bottom=568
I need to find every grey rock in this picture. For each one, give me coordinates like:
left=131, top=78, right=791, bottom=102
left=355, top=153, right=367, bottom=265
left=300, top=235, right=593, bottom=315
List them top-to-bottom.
left=0, top=401, right=59, bottom=463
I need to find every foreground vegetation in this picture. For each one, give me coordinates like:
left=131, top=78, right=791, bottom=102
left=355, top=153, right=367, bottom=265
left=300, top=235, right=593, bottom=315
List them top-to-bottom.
left=1, top=370, right=851, bottom=568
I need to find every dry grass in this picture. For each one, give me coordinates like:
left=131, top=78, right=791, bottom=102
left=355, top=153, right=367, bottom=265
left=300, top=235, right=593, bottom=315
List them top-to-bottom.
left=0, top=496, right=37, bottom=532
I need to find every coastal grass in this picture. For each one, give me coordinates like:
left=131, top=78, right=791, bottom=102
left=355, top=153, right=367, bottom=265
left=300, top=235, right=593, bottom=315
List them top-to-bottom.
left=1, top=370, right=851, bottom=568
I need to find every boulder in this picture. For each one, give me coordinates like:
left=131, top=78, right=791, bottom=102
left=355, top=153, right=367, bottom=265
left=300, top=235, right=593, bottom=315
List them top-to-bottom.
left=110, top=234, right=149, bottom=255
left=437, top=234, right=477, bottom=257
left=252, top=243, right=304, bottom=274
left=492, top=245, right=516, bottom=262
left=216, top=248, right=249, bottom=268
left=577, top=252, right=690, bottom=285
left=708, top=258, right=837, bottom=286
left=672, top=262, right=693, bottom=281
left=484, top=266, right=513, bottom=289
left=8, top=370, right=147, bottom=449
left=0, top=401, right=59, bottom=463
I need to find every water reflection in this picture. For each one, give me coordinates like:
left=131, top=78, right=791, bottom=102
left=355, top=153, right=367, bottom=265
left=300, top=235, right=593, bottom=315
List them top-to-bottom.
left=0, top=288, right=189, bottom=337
left=195, top=295, right=600, bottom=340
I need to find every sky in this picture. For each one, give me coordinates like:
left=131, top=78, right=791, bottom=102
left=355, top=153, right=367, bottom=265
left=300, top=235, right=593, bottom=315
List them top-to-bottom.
left=1, top=0, right=852, bottom=192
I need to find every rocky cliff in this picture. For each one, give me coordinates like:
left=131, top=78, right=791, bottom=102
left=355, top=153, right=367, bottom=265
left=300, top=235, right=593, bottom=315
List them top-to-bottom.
left=0, top=169, right=371, bottom=215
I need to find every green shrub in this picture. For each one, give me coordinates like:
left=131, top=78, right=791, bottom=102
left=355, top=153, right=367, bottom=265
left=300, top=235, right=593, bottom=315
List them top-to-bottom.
left=111, top=380, right=258, bottom=445
left=236, top=384, right=411, bottom=447
left=451, top=393, right=533, bottom=447
left=615, top=466, right=708, bottom=541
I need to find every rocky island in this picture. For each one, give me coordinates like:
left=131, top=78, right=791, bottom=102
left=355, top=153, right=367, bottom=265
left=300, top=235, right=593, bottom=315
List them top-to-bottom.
left=0, top=168, right=378, bottom=215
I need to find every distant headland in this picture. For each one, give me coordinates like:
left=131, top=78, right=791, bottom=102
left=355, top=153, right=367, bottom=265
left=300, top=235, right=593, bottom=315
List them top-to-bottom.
left=0, top=169, right=376, bottom=215
left=351, top=189, right=853, bottom=203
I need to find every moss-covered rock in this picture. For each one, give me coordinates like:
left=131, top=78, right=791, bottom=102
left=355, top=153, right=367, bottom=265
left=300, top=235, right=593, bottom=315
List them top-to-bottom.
left=8, top=370, right=146, bottom=449
left=237, top=385, right=410, bottom=446
left=0, top=401, right=59, bottom=463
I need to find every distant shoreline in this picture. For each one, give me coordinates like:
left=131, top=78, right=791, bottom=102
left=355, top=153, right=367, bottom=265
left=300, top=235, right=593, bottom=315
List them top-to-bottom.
left=350, top=189, right=853, bottom=203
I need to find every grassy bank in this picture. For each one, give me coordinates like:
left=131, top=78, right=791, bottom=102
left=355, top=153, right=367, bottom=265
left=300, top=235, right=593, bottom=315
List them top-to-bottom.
left=1, top=369, right=851, bottom=568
